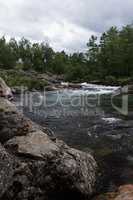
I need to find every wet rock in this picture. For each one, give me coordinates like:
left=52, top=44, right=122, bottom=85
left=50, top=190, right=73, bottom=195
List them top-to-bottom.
left=68, top=83, right=82, bottom=89
left=45, top=85, right=57, bottom=91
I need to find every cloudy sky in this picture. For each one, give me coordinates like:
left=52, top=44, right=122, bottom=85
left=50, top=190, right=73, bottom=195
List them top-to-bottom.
left=0, top=0, right=133, bottom=52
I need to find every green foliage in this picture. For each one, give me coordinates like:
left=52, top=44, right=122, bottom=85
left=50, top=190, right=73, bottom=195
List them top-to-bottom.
left=0, top=23, right=133, bottom=85
left=86, top=24, right=133, bottom=81
left=0, top=37, right=16, bottom=68
left=51, top=51, right=68, bottom=74
left=65, top=65, right=83, bottom=81
left=105, top=76, right=117, bottom=85
left=117, top=77, right=131, bottom=86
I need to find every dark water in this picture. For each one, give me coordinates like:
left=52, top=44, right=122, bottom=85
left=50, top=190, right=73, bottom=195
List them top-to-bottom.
left=15, top=89, right=133, bottom=189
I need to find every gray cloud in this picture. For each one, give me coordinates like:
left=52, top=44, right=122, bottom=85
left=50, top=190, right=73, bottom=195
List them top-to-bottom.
left=0, top=0, right=133, bottom=52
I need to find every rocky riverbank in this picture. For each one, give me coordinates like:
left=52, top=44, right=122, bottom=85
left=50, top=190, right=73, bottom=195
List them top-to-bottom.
left=1, top=69, right=133, bottom=95
left=0, top=77, right=99, bottom=199
left=1, top=77, right=133, bottom=200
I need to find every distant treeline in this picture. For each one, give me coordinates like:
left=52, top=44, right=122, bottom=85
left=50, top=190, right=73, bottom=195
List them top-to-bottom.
left=0, top=23, right=133, bottom=84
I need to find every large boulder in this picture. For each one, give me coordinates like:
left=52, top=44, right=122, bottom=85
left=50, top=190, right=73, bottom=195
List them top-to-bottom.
left=0, top=77, right=13, bottom=100
left=0, top=95, right=98, bottom=199
left=5, top=131, right=98, bottom=199
left=0, top=143, right=48, bottom=200
left=0, top=144, right=17, bottom=197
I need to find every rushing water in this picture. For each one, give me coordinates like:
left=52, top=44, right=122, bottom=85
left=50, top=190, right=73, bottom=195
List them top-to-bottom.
left=15, top=85, right=133, bottom=189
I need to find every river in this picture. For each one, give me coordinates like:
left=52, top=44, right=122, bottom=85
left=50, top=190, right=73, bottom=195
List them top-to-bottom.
left=15, top=85, right=133, bottom=190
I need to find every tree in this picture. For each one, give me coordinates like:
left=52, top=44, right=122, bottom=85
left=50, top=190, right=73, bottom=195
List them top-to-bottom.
left=119, top=24, right=133, bottom=76
left=86, top=35, right=100, bottom=78
left=0, top=36, right=16, bottom=68
left=18, top=38, right=32, bottom=70
left=40, top=43, right=54, bottom=72
left=52, top=52, right=67, bottom=74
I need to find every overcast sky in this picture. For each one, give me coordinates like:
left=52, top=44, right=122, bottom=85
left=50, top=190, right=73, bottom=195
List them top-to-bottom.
left=0, top=0, right=133, bottom=52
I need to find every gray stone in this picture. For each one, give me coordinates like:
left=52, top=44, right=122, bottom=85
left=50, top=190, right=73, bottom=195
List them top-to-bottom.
left=0, top=98, right=33, bottom=143
left=5, top=131, right=98, bottom=199
left=5, top=131, right=59, bottom=159
left=0, top=144, right=16, bottom=197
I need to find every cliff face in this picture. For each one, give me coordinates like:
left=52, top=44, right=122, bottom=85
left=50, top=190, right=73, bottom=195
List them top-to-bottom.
left=0, top=78, right=98, bottom=200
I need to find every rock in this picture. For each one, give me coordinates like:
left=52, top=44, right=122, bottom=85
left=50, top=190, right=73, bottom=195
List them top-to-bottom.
left=0, top=77, right=13, bottom=100
left=61, top=82, right=82, bottom=89
left=68, top=83, right=82, bottom=89
left=45, top=85, right=57, bottom=91
left=120, top=85, right=133, bottom=94
left=128, top=85, right=133, bottom=94
left=0, top=95, right=98, bottom=199
left=0, top=97, right=17, bottom=112
left=0, top=98, right=33, bottom=143
left=5, top=131, right=98, bottom=199
left=5, top=131, right=59, bottom=159
left=0, top=143, right=47, bottom=200
left=0, top=144, right=17, bottom=197
left=93, top=185, right=133, bottom=200
left=114, top=185, right=133, bottom=200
